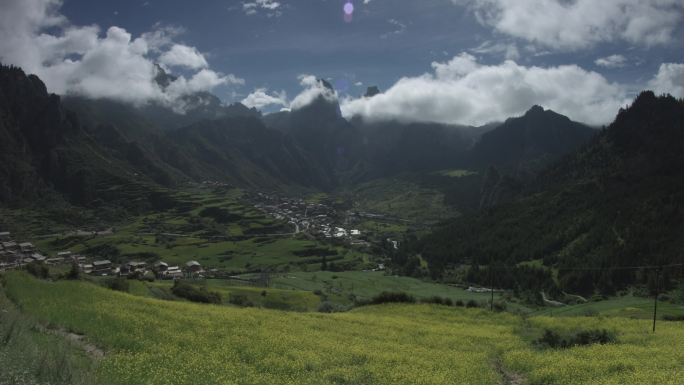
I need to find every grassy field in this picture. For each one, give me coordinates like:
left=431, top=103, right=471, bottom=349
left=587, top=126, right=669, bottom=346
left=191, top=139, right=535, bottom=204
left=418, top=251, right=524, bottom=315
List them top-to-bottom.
left=253, top=270, right=523, bottom=308
left=3, top=272, right=684, bottom=385
left=126, top=279, right=322, bottom=312
left=0, top=286, right=98, bottom=385
left=530, top=295, right=684, bottom=319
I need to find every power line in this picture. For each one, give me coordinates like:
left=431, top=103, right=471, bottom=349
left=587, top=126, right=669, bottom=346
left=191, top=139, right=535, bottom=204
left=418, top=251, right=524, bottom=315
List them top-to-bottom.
left=486, top=262, right=684, bottom=272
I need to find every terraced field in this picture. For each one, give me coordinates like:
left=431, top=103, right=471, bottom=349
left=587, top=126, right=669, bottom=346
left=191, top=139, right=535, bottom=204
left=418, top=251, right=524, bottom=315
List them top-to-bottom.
left=25, top=188, right=369, bottom=272
left=3, top=272, right=684, bottom=385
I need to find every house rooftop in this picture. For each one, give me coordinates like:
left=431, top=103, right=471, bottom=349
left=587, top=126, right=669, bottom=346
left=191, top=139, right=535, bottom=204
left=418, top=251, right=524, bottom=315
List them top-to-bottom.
left=93, top=260, right=112, bottom=266
left=186, top=260, right=201, bottom=267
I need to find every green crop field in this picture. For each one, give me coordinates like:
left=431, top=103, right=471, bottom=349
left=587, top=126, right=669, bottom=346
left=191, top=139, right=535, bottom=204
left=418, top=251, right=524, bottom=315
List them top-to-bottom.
left=3, top=272, right=684, bottom=385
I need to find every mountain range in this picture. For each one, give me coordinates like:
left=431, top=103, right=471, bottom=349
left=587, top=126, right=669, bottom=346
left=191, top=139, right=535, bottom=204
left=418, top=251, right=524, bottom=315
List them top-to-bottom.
left=0, top=64, right=598, bottom=209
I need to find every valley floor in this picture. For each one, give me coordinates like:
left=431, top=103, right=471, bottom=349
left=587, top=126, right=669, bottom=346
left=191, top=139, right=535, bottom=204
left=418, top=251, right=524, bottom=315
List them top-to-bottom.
left=2, top=272, right=683, bottom=385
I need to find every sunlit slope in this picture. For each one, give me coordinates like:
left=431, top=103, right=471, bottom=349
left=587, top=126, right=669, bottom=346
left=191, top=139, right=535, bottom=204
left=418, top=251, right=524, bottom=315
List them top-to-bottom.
left=3, top=273, right=684, bottom=385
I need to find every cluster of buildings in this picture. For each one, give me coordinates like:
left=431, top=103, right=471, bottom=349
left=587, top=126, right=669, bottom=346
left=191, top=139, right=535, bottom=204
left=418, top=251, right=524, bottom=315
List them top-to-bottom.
left=250, top=193, right=365, bottom=243
left=0, top=232, right=81, bottom=270
left=0, top=232, right=204, bottom=281
left=79, top=259, right=204, bottom=280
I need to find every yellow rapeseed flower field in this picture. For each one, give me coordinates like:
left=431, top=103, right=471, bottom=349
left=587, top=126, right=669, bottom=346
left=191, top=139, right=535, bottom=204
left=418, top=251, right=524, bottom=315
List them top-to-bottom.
left=2, top=273, right=683, bottom=385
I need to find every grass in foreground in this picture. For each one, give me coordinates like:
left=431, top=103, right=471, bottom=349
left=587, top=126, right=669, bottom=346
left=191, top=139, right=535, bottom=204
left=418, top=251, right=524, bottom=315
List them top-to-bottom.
left=3, top=272, right=684, bottom=385
left=0, top=285, right=98, bottom=385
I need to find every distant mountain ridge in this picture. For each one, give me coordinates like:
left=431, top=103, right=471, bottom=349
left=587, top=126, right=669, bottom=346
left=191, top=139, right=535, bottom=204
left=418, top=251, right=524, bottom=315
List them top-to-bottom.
left=0, top=64, right=600, bottom=209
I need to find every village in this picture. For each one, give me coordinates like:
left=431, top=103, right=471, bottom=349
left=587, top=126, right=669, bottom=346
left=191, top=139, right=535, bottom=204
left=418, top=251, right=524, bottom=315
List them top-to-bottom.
left=247, top=191, right=379, bottom=247
left=0, top=231, right=208, bottom=279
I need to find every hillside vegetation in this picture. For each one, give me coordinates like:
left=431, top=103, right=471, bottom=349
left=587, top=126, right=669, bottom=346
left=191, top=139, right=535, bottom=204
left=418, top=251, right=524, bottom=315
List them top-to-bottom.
left=410, top=93, right=684, bottom=295
left=3, top=272, right=684, bottom=385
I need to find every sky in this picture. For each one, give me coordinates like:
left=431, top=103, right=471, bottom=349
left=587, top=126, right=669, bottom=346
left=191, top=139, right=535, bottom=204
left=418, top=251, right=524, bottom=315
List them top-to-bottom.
left=1, top=0, right=684, bottom=126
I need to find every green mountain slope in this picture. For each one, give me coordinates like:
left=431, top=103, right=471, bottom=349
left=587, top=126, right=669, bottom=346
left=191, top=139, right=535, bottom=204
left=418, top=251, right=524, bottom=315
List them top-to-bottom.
left=412, top=92, right=684, bottom=294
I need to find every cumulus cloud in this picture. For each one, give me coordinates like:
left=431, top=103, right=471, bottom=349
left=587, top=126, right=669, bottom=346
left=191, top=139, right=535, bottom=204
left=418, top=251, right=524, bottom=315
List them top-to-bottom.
left=0, top=0, right=242, bottom=111
left=242, top=0, right=282, bottom=17
left=453, top=0, right=684, bottom=51
left=159, top=44, right=208, bottom=69
left=340, top=53, right=632, bottom=126
left=595, top=54, right=628, bottom=69
left=649, top=63, right=684, bottom=98
left=290, top=75, right=338, bottom=110
left=241, top=88, right=288, bottom=109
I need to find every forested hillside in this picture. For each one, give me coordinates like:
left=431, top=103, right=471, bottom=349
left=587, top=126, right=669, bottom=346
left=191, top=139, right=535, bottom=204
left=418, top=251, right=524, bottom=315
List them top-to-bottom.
left=409, top=92, right=684, bottom=295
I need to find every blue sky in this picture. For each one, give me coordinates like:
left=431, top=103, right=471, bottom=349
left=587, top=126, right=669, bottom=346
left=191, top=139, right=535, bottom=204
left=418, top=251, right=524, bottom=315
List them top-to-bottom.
left=2, top=0, right=684, bottom=125
left=59, top=0, right=683, bottom=99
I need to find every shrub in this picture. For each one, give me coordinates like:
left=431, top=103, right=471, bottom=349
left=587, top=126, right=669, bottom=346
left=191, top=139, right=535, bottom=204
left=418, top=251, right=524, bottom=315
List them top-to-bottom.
left=25, top=262, right=49, bottom=279
left=65, top=263, right=80, bottom=280
left=104, top=278, right=129, bottom=292
left=171, top=281, right=222, bottom=304
left=369, top=292, right=416, bottom=305
left=228, top=294, right=253, bottom=307
left=421, top=296, right=454, bottom=306
left=455, top=300, right=465, bottom=307
left=465, top=300, right=479, bottom=308
left=318, top=301, right=336, bottom=313
left=492, top=301, right=507, bottom=312
left=663, top=315, right=684, bottom=321
left=536, top=328, right=616, bottom=349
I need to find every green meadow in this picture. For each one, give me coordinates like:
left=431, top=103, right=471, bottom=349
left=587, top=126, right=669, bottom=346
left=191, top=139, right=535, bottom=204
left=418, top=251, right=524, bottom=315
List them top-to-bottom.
left=3, top=272, right=684, bottom=385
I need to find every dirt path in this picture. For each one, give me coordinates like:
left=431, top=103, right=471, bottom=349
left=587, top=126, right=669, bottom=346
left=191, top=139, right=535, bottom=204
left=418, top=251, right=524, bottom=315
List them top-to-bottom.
left=37, top=325, right=105, bottom=359
left=494, top=359, right=526, bottom=385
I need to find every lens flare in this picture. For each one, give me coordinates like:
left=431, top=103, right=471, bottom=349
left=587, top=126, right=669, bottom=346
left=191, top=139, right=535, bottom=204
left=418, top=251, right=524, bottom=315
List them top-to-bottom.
left=344, top=2, right=354, bottom=15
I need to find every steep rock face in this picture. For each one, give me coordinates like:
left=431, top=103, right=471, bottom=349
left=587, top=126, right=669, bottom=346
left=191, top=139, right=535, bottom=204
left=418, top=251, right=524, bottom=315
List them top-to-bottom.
left=0, top=65, right=77, bottom=202
left=0, top=65, right=173, bottom=209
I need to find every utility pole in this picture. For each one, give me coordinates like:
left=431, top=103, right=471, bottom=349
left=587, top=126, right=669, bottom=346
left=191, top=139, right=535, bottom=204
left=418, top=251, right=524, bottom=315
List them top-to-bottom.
left=489, top=263, right=494, bottom=312
left=653, top=267, right=660, bottom=333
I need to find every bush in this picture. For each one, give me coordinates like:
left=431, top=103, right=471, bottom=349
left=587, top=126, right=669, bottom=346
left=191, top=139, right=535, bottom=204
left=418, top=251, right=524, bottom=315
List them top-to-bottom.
left=25, top=262, right=49, bottom=279
left=65, top=263, right=80, bottom=280
left=104, top=277, right=129, bottom=292
left=171, top=281, right=222, bottom=304
left=369, top=292, right=416, bottom=305
left=228, top=294, right=253, bottom=307
left=421, top=296, right=454, bottom=306
left=455, top=300, right=465, bottom=307
left=465, top=300, right=479, bottom=308
left=318, top=301, right=336, bottom=313
left=492, top=301, right=507, bottom=312
left=663, top=315, right=684, bottom=321
left=536, top=328, right=616, bottom=349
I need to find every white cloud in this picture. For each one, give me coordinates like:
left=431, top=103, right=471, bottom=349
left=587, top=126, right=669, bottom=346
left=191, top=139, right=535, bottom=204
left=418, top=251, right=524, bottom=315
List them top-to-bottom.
left=0, top=0, right=242, bottom=111
left=242, top=0, right=282, bottom=17
left=453, top=0, right=684, bottom=51
left=380, top=19, right=407, bottom=39
left=471, top=40, right=520, bottom=61
left=159, top=44, right=208, bottom=69
left=340, top=53, right=632, bottom=126
left=595, top=54, right=628, bottom=69
left=649, top=63, right=684, bottom=98
left=290, top=75, right=338, bottom=110
left=241, top=88, right=288, bottom=109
